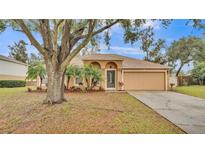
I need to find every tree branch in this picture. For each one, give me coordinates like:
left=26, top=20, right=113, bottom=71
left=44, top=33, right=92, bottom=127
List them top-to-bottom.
left=14, top=19, right=45, bottom=55
left=56, top=19, right=64, bottom=28
left=69, top=19, right=120, bottom=56
left=78, top=19, right=120, bottom=40
left=92, top=19, right=120, bottom=36
left=39, top=20, right=53, bottom=51
left=52, top=20, right=64, bottom=51
left=61, top=20, right=97, bottom=69
left=61, top=20, right=72, bottom=53
left=68, top=21, right=89, bottom=50
left=176, top=63, right=184, bottom=77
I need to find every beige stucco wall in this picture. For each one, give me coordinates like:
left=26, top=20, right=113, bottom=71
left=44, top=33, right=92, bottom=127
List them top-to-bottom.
left=0, top=60, right=27, bottom=79
left=83, top=60, right=123, bottom=90
left=83, top=60, right=122, bottom=69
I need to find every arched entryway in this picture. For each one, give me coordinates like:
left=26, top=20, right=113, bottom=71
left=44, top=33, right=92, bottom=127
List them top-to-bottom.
left=90, top=61, right=101, bottom=69
left=105, top=62, right=117, bottom=69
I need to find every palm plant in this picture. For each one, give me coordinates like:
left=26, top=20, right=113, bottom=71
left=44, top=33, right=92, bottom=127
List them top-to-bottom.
left=26, top=62, right=46, bottom=88
left=66, top=65, right=82, bottom=88
left=66, top=65, right=102, bottom=90
left=82, top=65, right=102, bottom=90
left=83, top=65, right=93, bottom=89
left=90, top=67, right=102, bottom=89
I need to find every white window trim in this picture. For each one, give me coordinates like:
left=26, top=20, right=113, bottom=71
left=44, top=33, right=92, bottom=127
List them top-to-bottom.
left=105, top=68, right=116, bottom=90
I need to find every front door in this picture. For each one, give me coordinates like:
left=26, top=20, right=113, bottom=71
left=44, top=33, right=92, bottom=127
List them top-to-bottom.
left=107, top=70, right=115, bottom=89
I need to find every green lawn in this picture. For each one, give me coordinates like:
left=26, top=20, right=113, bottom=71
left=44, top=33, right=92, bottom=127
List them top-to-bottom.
left=174, top=85, right=205, bottom=99
left=0, top=87, right=183, bottom=134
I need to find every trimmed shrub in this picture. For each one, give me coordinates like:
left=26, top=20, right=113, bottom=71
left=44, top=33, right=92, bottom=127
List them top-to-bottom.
left=0, top=80, right=26, bottom=88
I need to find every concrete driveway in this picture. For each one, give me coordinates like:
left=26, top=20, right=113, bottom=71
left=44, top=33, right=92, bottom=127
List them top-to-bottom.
left=128, top=91, right=205, bottom=134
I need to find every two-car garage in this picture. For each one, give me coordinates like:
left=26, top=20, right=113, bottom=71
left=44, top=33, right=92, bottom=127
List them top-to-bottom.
left=123, top=70, right=167, bottom=91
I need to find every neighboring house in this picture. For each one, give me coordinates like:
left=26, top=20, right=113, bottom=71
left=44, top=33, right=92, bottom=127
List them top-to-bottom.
left=0, top=54, right=28, bottom=80
left=68, top=54, right=170, bottom=91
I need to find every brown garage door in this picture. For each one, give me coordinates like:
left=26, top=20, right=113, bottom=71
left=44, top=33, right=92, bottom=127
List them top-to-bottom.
left=124, top=72, right=165, bottom=90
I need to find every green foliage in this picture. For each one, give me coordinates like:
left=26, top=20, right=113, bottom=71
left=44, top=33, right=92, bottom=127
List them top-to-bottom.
left=191, top=19, right=205, bottom=32
left=0, top=20, right=6, bottom=33
left=139, top=27, right=166, bottom=63
left=167, top=36, right=205, bottom=76
left=151, top=39, right=166, bottom=64
left=9, top=40, right=28, bottom=63
left=28, top=53, right=43, bottom=65
left=26, top=62, right=46, bottom=87
left=26, top=62, right=46, bottom=80
left=191, top=62, right=205, bottom=85
left=83, top=64, right=93, bottom=78
left=66, top=65, right=82, bottom=78
left=66, top=65, right=102, bottom=89
left=66, top=65, right=82, bottom=88
left=82, top=65, right=102, bottom=89
left=82, top=65, right=92, bottom=88
left=90, top=67, right=102, bottom=88
left=0, top=80, right=26, bottom=88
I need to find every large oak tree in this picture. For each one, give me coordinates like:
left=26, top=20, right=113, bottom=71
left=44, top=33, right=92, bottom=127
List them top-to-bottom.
left=4, top=19, right=168, bottom=104
left=139, top=27, right=166, bottom=63
left=167, top=36, right=205, bottom=76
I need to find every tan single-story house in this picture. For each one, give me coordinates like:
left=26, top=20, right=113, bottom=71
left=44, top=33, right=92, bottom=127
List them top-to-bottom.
left=0, top=54, right=28, bottom=80
left=68, top=54, right=170, bottom=91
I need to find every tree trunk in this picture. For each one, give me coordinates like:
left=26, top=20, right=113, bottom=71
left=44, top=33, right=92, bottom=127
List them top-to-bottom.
left=146, top=51, right=149, bottom=61
left=44, top=61, right=66, bottom=104
left=176, top=63, right=184, bottom=77
left=61, top=73, right=66, bottom=100
left=67, top=76, right=70, bottom=89
left=40, top=77, right=43, bottom=89
left=85, top=78, right=90, bottom=90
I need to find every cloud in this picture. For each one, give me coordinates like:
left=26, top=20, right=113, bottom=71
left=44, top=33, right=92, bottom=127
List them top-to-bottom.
left=109, top=20, right=161, bottom=37
left=143, top=20, right=160, bottom=30
left=109, top=23, right=123, bottom=35
left=100, top=46, right=145, bottom=55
